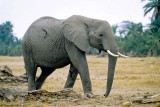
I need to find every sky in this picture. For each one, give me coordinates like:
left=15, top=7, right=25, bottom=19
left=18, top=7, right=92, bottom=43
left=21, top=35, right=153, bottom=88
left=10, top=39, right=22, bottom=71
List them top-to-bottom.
left=0, top=0, right=152, bottom=38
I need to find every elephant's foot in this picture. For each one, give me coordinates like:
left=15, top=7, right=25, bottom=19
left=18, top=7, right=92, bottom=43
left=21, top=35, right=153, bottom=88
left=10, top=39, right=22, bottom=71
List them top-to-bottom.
left=36, top=82, right=43, bottom=90
left=28, top=84, right=36, bottom=91
left=28, top=87, right=36, bottom=91
left=64, top=87, right=73, bottom=90
left=104, top=92, right=110, bottom=98
left=82, top=93, right=94, bottom=98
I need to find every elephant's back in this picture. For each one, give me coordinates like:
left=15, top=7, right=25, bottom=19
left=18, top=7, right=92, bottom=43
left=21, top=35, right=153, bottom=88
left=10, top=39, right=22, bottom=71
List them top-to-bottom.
left=23, top=16, right=64, bottom=39
left=25, top=16, right=64, bottom=41
left=26, top=16, right=66, bottom=51
left=31, top=16, right=64, bottom=33
left=32, top=16, right=63, bottom=25
left=23, top=17, right=69, bottom=68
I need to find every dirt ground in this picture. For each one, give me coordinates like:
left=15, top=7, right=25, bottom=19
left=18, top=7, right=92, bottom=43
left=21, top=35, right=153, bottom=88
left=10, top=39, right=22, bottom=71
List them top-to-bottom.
left=0, top=56, right=160, bottom=107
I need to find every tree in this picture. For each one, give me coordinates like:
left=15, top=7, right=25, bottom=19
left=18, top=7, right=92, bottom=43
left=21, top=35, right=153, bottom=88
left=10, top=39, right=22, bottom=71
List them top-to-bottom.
left=142, top=0, right=160, bottom=18
left=142, top=0, right=160, bottom=56
left=0, top=21, right=22, bottom=56
left=0, top=21, right=13, bottom=43
left=117, top=21, right=145, bottom=56
left=118, top=21, right=143, bottom=37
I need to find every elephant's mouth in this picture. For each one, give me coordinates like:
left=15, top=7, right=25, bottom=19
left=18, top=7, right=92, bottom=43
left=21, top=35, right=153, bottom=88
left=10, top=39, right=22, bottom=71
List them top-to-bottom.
left=104, top=50, right=128, bottom=58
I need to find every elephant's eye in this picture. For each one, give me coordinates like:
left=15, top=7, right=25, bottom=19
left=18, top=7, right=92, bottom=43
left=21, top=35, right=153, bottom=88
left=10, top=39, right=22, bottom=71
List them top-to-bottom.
left=99, top=34, right=103, bottom=37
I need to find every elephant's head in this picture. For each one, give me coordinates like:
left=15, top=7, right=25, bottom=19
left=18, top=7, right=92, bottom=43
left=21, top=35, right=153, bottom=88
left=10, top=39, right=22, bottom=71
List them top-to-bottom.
left=62, top=15, right=127, bottom=97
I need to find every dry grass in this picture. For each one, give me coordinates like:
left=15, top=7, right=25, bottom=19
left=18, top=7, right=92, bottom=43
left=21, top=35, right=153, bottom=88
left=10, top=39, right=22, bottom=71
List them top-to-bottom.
left=0, top=56, right=160, bottom=106
left=0, top=56, right=160, bottom=90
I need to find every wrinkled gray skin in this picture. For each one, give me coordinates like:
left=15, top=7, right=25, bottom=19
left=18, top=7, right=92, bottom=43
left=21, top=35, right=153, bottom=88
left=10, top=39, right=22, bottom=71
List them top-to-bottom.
left=22, top=15, right=118, bottom=97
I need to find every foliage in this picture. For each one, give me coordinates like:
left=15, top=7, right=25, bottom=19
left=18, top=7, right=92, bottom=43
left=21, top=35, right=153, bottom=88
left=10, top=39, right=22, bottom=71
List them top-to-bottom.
left=113, top=0, right=160, bottom=57
left=142, top=0, right=160, bottom=17
left=0, top=21, right=22, bottom=56
left=115, top=21, right=160, bottom=57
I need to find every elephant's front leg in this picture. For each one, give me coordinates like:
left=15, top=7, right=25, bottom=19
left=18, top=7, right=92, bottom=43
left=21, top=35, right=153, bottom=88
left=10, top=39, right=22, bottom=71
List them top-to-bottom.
left=66, top=41, right=93, bottom=97
left=64, top=64, right=78, bottom=88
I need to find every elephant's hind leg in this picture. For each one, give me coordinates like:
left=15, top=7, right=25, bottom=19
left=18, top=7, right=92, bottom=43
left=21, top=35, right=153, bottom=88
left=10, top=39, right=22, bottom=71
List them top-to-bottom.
left=24, top=58, right=37, bottom=91
left=64, top=64, right=78, bottom=88
left=36, top=67, right=54, bottom=90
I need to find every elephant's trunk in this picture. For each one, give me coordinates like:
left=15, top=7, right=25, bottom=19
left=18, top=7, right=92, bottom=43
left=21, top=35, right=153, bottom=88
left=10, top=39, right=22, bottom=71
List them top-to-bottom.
left=104, top=54, right=117, bottom=97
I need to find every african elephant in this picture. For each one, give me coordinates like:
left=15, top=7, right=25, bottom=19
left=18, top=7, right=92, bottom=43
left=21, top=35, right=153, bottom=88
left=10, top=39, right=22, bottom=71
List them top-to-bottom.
left=22, top=15, right=127, bottom=97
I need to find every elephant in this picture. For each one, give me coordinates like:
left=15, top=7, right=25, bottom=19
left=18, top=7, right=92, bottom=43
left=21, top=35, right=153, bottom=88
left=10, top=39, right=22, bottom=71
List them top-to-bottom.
left=22, top=15, right=127, bottom=97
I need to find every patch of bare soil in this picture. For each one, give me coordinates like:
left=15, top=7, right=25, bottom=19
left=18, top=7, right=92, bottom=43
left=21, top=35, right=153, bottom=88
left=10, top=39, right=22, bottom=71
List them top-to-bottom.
left=0, top=65, right=27, bottom=83
left=0, top=87, right=160, bottom=107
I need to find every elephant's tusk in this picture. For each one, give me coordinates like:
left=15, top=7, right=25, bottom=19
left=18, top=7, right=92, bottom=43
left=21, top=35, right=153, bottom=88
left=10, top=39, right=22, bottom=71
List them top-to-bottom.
left=107, top=50, right=119, bottom=57
left=118, top=52, right=129, bottom=58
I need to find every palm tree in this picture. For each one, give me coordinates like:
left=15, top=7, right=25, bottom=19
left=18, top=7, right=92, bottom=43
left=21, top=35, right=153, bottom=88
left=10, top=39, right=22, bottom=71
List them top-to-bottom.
left=142, top=0, right=160, bottom=19
left=142, top=0, right=160, bottom=56
left=118, top=21, right=143, bottom=37
left=118, top=21, right=145, bottom=56
left=144, top=28, right=160, bottom=56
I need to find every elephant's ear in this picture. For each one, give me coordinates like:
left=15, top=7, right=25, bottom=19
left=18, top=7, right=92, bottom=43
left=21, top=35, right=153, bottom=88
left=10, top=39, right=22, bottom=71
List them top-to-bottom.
left=62, top=21, right=90, bottom=52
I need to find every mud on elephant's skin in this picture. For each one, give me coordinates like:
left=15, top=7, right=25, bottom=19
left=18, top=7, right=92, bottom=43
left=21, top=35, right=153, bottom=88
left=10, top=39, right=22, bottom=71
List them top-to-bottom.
left=22, top=15, right=127, bottom=97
